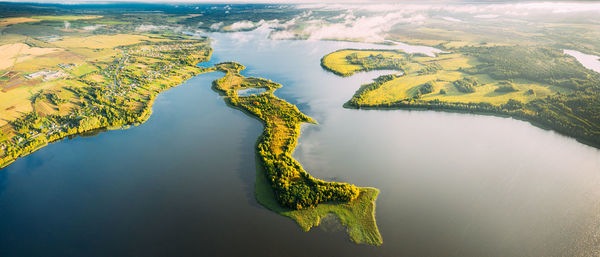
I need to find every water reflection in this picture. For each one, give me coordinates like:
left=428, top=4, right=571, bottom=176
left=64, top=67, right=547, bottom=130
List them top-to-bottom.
left=564, top=49, right=600, bottom=73
left=237, top=88, right=267, bottom=96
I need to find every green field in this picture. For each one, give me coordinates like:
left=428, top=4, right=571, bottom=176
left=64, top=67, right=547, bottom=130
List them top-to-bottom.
left=69, top=63, right=97, bottom=76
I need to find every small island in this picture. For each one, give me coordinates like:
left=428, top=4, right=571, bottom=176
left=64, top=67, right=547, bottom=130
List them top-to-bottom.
left=211, top=62, right=382, bottom=246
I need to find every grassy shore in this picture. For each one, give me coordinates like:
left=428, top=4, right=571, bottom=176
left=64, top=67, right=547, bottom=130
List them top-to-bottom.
left=322, top=47, right=600, bottom=147
left=212, top=62, right=382, bottom=246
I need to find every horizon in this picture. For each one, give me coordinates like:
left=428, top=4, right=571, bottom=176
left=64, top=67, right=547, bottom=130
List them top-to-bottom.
left=2, top=0, right=600, bottom=4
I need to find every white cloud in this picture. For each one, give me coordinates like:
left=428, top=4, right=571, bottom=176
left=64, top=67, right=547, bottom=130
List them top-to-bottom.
left=272, top=2, right=600, bottom=43
left=297, top=2, right=600, bottom=16
left=270, top=11, right=426, bottom=43
left=474, top=14, right=499, bottom=19
left=442, top=16, right=462, bottom=22
left=226, top=20, right=268, bottom=31
left=209, top=22, right=224, bottom=31
left=82, top=24, right=105, bottom=31
left=135, top=24, right=182, bottom=32
left=269, top=30, right=296, bottom=40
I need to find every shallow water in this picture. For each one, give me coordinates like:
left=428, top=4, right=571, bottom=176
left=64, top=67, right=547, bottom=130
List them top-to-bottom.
left=1, top=27, right=599, bottom=257
left=564, top=49, right=600, bottom=73
left=237, top=87, right=267, bottom=96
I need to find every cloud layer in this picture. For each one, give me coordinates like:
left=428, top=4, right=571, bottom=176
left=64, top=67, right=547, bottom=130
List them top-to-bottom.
left=266, top=2, right=600, bottom=42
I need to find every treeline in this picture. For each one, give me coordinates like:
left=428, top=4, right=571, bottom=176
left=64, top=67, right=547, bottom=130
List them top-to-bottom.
left=460, top=46, right=600, bottom=90
left=321, top=49, right=407, bottom=77
left=345, top=53, right=405, bottom=72
left=418, top=63, right=441, bottom=75
left=346, top=73, right=403, bottom=106
left=453, top=77, right=479, bottom=93
left=417, top=81, right=434, bottom=95
left=347, top=92, right=600, bottom=147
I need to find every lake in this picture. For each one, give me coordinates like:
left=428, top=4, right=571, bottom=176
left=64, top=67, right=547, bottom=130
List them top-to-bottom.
left=0, top=26, right=599, bottom=257
left=237, top=87, right=267, bottom=96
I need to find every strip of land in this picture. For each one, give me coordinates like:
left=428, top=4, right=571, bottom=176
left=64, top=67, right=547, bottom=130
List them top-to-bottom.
left=321, top=46, right=600, bottom=147
left=212, top=62, right=382, bottom=246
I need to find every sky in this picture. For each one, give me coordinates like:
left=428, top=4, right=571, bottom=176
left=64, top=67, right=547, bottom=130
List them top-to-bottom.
left=5, top=0, right=597, bottom=3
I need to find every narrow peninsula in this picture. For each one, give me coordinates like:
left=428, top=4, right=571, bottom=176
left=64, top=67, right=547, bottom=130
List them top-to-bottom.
left=211, top=62, right=382, bottom=246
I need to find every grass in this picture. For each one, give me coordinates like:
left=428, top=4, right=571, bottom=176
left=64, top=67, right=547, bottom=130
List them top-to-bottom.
left=30, top=15, right=103, bottom=21
left=0, top=17, right=40, bottom=27
left=50, top=34, right=152, bottom=49
left=0, top=43, right=62, bottom=70
left=324, top=47, right=600, bottom=147
left=321, top=49, right=406, bottom=77
left=322, top=49, right=570, bottom=106
left=213, top=62, right=383, bottom=246
left=70, top=63, right=97, bottom=77
left=0, top=79, right=86, bottom=124
left=255, top=162, right=382, bottom=245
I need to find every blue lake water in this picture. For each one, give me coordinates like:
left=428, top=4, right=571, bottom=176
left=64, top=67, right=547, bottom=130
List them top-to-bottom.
left=1, top=27, right=599, bottom=257
left=237, top=87, right=267, bottom=96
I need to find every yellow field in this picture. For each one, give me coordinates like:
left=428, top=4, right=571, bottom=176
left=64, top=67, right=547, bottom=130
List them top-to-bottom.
left=30, top=15, right=103, bottom=21
left=0, top=17, right=40, bottom=27
left=0, top=34, right=28, bottom=45
left=51, top=34, right=153, bottom=49
left=0, top=43, right=62, bottom=70
left=321, top=49, right=406, bottom=76
left=324, top=49, right=571, bottom=106
left=12, top=51, right=85, bottom=73
left=70, top=63, right=97, bottom=76
left=362, top=71, right=570, bottom=105
left=0, top=79, right=86, bottom=126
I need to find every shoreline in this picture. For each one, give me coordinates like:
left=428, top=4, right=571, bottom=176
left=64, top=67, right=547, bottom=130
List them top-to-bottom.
left=321, top=48, right=600, bottom=150
left=0, top=56, right=215, bottom=170
left=212, top=62, right=383, bottom=246
left=344, top=102, right=600, bottom=150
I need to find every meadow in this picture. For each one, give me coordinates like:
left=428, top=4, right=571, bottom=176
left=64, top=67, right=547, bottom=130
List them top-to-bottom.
left=322, top=47, right=600, bottom=147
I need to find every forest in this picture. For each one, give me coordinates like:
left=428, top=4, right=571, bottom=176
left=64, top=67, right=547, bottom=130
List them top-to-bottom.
left=212, top=62, right=361, bottom=209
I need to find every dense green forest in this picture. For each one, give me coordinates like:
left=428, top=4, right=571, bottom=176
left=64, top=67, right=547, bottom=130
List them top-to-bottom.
left=213, top=62, right=361, bottom=209
left=453, top=77, right=479, bottom=93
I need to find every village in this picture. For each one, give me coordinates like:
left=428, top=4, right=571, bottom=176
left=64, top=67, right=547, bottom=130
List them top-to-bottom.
left=0, top=36, right=212, bottom=168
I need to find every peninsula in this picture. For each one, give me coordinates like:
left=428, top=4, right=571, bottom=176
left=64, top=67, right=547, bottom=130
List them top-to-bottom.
left=321, top=47, right=600, bottom=147
left=211, top=62, right=382, bottom=246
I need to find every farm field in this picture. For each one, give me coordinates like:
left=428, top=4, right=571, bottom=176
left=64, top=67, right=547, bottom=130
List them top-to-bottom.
left=0, top=27, right=213, bottom=168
